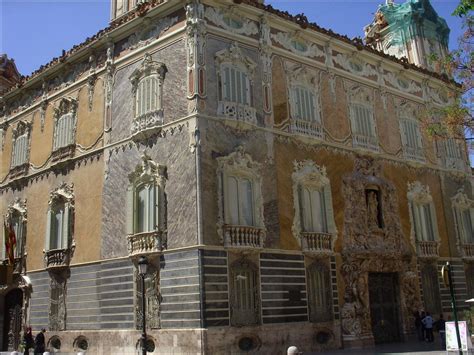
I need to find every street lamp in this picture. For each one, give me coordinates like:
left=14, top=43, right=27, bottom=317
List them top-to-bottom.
left=138, top=256, right=149, bottom=355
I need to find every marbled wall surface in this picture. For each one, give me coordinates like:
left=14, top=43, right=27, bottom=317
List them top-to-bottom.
left=111, top=39, right=188, bottom=143
left=101, top=126, right=197, bottom=259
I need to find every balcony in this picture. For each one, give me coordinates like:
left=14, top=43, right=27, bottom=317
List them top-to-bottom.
left=218, top=101, right=257, bottom=125
left=131, top=109, right=164, bottom=139
left=290, top=119, right=324, bottom=139
left=352, top=134, right=379, bottom=152
left=51, top=144, right=75, bottom=162
left=403, top=146, right=425, bottom=163
left=444, top=157, right=467, bottom=172
left=9, top=163, right=29, bottom=179
left=223, top=225, right=265, bottom=250
left=127, top=231, right=164, bottom=257
left=301, top=232, right=334, bottom=255
left=416, top=240, right=439, bottom=259
left=461, top=243, right=474, bottom=260
left=44, top=246, right=75, bottom=269
left=12, top=257, right=24, bottom=275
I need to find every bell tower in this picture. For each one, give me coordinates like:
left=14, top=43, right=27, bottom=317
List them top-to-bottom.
left=364, top=0, right=450, bottom=70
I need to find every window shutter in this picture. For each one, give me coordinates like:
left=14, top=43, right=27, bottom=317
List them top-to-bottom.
left=400, top=121, right=408, bottom=147
left=415, top=124, right=423, bottom=149
left=155, top=185, right=160, bottom=231
left=323, top=185, right=335, bottom=235
left=126, top=186, right=134, bottom=235
left=301, top=187, right=312, bottom=232
left=410, top=202, right=422, bottom=242
left=429, top=202, right=439, bottom=242
left=62, top=204, right=70, bottom=249
left=453, top=208, right=463, bottom=242
left=469, top=208, right=474, bottom=243
left=45, top=209, right=52, bottom=251
left=1, top=222, right=5, bottom=260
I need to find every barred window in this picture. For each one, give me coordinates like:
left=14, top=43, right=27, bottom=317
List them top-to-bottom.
left=53, top=113, right=75, bottom=150
left=445, top=138, right=462, bottom=159
left=229, top=260, right=259, bottom=326
left=307, top=262, right=332, bottom=322
left=420, top=263, right=441, bottom=315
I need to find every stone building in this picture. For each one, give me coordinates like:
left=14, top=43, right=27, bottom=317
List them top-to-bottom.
left=0, top=0, right=472, bottom=353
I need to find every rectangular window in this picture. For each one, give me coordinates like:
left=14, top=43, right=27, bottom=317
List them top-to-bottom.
left=221, top=66, right=250, bottom=106
left=293, top=87, right=316, bottom=122
left=353, top=104, right=374, bottom=138
left=53, top=114, right=75, bottom=150
left=11, top=134, right=28, bottom=168
left=445, top=138, right=462, bottom=159
left=226, top=176, right=254, bottom=226
left=134, top=184, right=157, bottom=234
left=300, top=187, right=327, bottom=233
left=411, top=203, right=435, bottom=242
left=461, top=209, right=474, bottom=243
left=11, top=216, right=23, bottom=258
left=230, top=263, right=258, bottom=326
left=307, top=264, right=332, bottom=322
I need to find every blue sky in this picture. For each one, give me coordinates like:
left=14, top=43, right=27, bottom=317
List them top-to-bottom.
left=0, top=0, right=464, bottom=76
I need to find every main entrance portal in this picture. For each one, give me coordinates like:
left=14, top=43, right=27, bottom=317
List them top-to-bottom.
left=368, top=273, right=401, bottom=344
left=2, top=289, right=23, bottom=351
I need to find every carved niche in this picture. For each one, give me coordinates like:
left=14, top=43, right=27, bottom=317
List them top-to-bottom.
left=342, top=156, right=409, bottom=255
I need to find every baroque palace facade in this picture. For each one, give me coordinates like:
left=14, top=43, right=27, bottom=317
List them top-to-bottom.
left=1, top=0, right=473, bottom=353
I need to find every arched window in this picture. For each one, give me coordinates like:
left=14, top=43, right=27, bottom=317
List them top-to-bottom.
left=215, top=42, right=257, bottom=124
left=217, top=147, right=265, bottom=249
left=126, top=154, right=166, bottom=256
left=292, top=161, right=336, bottom=254
left=229, top=259, right=259, bottom=326
left=307, top=262, right=332, bottom=322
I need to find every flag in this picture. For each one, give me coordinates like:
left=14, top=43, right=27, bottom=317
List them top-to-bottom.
left=3, top=219, right=15, bottom=265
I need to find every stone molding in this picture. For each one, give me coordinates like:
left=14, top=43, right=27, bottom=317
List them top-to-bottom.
left=333, top=53, right=378, bottom=78
left=384, top=71, right=421, bottom=94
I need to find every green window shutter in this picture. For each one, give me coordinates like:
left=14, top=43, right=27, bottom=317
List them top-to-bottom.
left=323, top=184, right=336, bottom=235
left=126, top=186, right=134, bottom=235
left=429, top=202, right=440, bottom=242
left=62, top=204, right=70, bottom=249
left=45, top=209, right=52, bottom=251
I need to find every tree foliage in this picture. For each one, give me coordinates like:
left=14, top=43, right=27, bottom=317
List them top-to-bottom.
left=426, top=1, right=473, bottom=144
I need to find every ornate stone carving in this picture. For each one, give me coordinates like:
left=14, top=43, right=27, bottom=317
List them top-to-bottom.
left=186, top=0, right=207, bottom=111
left=205, top=5, right=258, bottom=36
left=123, top=16, right=179, bottom=51
left=259, top=16, right=273, bottom=115
left=272, top=31, right=324, bottom=58
left=105, top=42, right=115, bottom=108
left=215, top=42, right=256, bottom=74
left=334, top=53, right=378, bottom=78
left=87, top=54, right=97, bottom=112
left=384, top=71, right=421, bottom=94
left=53, top=97, right=77, bottom=122
left=216, top=147, right=266, bottom=249
left=407, top=181, right=432, bottom=204
left=49, top=182, right=74, bottom=204
left=5, top=199, right=27, bottom=270
left=135, top=266, right=160, bottom=330
left=49, top=274, right=67, bottom=331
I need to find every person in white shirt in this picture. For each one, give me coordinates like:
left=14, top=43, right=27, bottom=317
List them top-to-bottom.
left=422, top=312, right=434, bottom=342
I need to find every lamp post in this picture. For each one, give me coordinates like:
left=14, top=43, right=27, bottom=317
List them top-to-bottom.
left=138, top=256, right=148, bottom=355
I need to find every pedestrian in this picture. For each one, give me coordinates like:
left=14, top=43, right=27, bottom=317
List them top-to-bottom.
left=414, top=311, right=423, bottom=341
left=420, top=311, right=426, bottom=341
left=422, top=312, right=434, bottom=342
left=435, top=313, right=446, bottom=349
left=23, top=326, right=34, bottom=355
left=34, top=328, right=46, bottom=354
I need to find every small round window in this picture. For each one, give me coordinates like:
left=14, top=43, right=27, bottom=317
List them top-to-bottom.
left=49, top=336, right=61, bottom=350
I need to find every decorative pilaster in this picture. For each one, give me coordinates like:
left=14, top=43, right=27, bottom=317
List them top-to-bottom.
left=186, top=0, right=206, bottom=114
left=259, top=16, right=273, bottom=117
left=104, top=42, right=115, bottom=132
left=87, top=54, right=97, bottom=112
left=40, top=80, right=48, bottom=132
